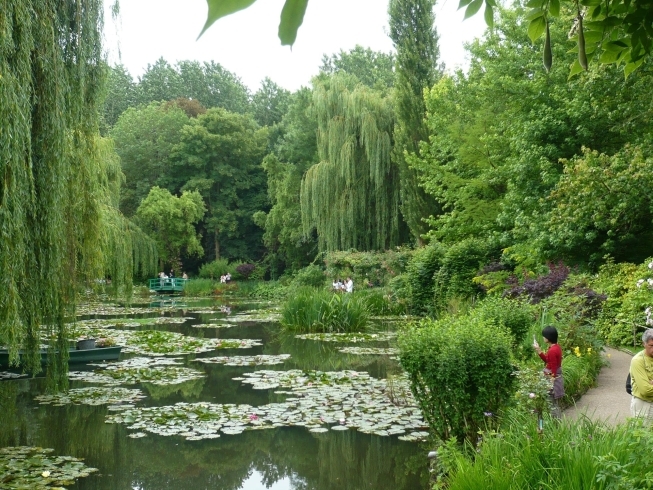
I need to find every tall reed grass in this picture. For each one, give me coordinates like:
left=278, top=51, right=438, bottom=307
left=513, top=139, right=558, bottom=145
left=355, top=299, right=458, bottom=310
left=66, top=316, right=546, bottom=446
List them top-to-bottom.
left=280, top=287, right=370, bottom=332
left=437, top=411, right=653, bottom=489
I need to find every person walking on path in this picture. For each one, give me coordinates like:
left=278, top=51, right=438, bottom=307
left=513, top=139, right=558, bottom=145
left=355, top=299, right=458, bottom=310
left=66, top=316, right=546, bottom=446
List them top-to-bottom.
left=533, top=326, right=564, bottom=418
left=630, top=328, right=653, bottom=420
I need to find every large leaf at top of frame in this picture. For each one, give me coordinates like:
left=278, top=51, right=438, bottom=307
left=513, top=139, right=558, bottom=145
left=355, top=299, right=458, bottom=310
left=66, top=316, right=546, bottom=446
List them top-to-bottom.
left=200, top=0, right=260, bottom=37
left=201, top=0, right=309, bottom=46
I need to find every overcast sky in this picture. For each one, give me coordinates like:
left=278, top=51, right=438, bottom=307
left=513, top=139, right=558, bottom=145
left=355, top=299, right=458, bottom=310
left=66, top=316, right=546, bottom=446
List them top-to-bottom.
left=103, top=0, right=487, bottom=92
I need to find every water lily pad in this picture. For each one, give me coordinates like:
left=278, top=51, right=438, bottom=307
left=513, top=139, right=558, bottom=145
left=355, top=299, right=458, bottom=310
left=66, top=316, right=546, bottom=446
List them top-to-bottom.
left=295, top=332, right=397, bottom=343
left=338, top=347, right=399, bottom=355
left=195, top=354, right=290, bottom=366
left=70, top=357, right=205, bottom=386
left=105, top=370, right=426, bottom=441
left=0, top=371, right=27, bottom=380
left=35, top=387, right=146, bottom=406
left=0, top=446, right=97, bottom=488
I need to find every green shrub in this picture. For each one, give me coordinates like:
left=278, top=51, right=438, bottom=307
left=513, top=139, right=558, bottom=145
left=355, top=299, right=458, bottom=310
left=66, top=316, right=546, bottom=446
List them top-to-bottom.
left=405, top=242, right=446, bottom=315
left=324, top=248, right=413, bottom=287
left=198, top=259, right=232, bottom=279
left=591, top=259, right=653, bottom=346
left=291, top=264, right=326, bottom=288
left=183, top=278, right=218, bottom=296
left=247, top=281, right=288, bottom=300
left=281, top=287, right=369, bottom=332
left=354, top=289, right=407, bottom=316
left=474, top=297, right=535, bottom=345
left=398, top=313, right=515, bottom=445
left=561, top=349, right=603, bottom=405
left=436, top=412, right=653, bottom=490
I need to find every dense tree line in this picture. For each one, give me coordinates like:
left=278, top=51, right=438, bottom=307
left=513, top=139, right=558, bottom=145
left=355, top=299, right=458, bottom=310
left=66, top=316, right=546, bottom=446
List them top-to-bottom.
left=104, top=1, right=653, bottom=278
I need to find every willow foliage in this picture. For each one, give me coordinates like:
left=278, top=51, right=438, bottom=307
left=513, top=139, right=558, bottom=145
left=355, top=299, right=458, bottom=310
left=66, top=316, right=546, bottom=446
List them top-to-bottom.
left=0, top=0, right=155, bottom=387
left=300, top=75, right=401, bottom=252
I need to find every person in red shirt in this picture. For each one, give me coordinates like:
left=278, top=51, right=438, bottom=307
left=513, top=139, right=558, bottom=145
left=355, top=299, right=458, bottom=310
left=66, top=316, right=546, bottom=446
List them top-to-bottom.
left=533, top=326, right=564, bottom=418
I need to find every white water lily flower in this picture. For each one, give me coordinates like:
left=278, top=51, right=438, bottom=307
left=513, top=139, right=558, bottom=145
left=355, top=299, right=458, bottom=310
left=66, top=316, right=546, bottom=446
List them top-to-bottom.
left=41, top=471, right=51, bottom=477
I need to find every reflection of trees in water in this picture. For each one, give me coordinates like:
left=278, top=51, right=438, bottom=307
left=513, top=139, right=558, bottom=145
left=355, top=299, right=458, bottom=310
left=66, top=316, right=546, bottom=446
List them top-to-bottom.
left=268, top=329, right=399, bottom=378
left=141, top=377, right=205, bottom=401
left=0, top=380, right=31, bottom=447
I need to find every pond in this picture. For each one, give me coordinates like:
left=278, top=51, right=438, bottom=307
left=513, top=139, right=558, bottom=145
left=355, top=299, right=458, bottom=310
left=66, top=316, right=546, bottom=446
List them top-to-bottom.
left=0, top=296, right=429, bottom=489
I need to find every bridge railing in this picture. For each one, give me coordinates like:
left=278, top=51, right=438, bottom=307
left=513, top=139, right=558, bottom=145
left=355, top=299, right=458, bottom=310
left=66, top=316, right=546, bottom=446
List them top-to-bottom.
left=148, top=278, right=189, bottom=291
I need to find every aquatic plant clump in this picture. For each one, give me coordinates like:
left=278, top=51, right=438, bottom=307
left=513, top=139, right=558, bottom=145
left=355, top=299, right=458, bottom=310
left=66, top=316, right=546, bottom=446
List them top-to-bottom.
left=191, top=323, right=235, bottom=329
left=67, top=326, right=262, bottom=356
left=295, top=332, right=397, bottom=343
left=338, top=347, right=400, bottom=356
left=194, top=354, right=291, bottom=366
left=69, top=357, right=205, bottom=386
left=106, top=369, right=427, bottom=440
left=0, top=372, right=27, bottom=380
left=35, top=387, right=146, bottom=406
left=0, top=446, right=98, bottom=489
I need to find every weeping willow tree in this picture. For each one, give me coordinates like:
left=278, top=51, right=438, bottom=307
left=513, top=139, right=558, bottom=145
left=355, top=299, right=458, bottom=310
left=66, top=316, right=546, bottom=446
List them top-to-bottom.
left=0, top=0, right=156, bottom=388
left=300, top=74, right=402, bottom=252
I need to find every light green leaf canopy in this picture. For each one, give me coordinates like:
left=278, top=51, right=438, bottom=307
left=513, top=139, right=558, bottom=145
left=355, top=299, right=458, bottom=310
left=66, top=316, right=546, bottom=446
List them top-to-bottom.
left=202, top=0, right=308, bottom=46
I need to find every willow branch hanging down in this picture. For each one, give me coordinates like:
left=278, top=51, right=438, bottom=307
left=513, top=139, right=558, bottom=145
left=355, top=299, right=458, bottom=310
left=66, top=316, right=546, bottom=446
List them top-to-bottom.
left=0, top=0, right=156, bottom=389
left=300, top=74, right=402, bottom=252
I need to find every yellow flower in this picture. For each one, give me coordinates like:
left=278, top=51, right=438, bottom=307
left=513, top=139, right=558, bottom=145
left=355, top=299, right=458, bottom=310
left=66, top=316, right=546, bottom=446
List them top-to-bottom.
left=574, top=346, right=581, bottom=357
left=587, top=347, right=592, bottom=354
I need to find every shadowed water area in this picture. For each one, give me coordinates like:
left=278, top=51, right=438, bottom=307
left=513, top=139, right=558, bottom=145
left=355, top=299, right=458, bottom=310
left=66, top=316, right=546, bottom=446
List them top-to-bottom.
left=0, top=296, right=428, bottom=489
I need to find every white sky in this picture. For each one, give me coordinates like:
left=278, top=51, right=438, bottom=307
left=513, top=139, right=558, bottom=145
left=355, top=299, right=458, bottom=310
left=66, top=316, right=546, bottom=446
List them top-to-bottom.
left=103, top=0, right=487, bottom=92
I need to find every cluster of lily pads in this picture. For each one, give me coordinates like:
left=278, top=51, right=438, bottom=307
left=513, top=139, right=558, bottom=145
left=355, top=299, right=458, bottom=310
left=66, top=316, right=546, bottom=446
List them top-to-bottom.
left=76, top=303, right=171, bottom=316
left=221, top=311, right=281, bottom=323
left=74, top=317, right=192, bottom=329
left=191, top=323, right=234, bottom=329
left=66, top=326, right=262, bottom=356
left=295, top=332, right=397, bottom=343
left=337, top=347, right=399, bottom=356
left=194, top=354, right=291, bottom=366
left=69, top=357, right=205, bottom=386
left=105, top=369, right=427, bottom=441
left=0, top=371, right=27, bottom=380
left=35, top=387, right=145, bottom=407
left=0, top=446, right=97, bottom=489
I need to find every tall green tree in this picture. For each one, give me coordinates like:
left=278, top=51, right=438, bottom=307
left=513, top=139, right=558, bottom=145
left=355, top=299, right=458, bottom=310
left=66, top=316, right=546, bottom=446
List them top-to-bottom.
left=0, top=0, right=155, bottom=386
left=388, top=0, right=442, bottom=242
left=320, top=45, right=395, bottom=90
left=137, top=58, right=184, bottom=105
left=102, top=64, right=137, bottom=132
left=300, top=74, right=402, bottom=252
left=252, top=77, right=291, bottom=127
left=254, top=88, right=319, bottom=276
left=109, top=102, right=190, bottom=217
left=172, top=108, right=268, bottom=261
left=136, top=187, right=206, bottom=269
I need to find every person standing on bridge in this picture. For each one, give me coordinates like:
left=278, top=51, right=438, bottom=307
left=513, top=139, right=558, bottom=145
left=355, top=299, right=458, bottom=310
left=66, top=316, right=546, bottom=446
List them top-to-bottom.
left=630, top=328, right=653, bottom=420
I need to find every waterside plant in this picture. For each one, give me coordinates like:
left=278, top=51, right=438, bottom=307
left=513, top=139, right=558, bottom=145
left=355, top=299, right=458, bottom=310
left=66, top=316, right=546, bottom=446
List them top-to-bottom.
left=281, top=288, right=370, bottom=332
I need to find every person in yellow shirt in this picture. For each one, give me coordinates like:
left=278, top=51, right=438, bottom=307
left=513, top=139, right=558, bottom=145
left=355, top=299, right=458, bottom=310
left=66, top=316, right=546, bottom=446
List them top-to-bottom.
left=630, top=328, right=653, bottom=419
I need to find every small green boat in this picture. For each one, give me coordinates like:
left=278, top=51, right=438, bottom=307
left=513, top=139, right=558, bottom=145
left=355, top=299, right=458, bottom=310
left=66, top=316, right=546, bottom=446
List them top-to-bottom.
left=0, top=346, right=122, bottom=368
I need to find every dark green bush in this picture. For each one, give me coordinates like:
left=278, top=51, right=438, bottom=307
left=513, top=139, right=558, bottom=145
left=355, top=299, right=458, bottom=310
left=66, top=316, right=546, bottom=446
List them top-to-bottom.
left=406, top=242, right=446, bottom=315
left=324, top=248, right=413, bottom=287
left=198, top=259, right=232, bottom=279
left=291, top=264, right=326, bottom=288
left=354, top=289, right=407, bottom=316
left=474, top=297, right=535, bottom=345
left=398, top=312, right=514, bottom=445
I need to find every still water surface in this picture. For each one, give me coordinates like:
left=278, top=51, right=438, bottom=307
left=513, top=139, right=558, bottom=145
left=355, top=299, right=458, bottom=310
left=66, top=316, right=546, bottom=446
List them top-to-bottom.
left=0, top=297, right=428, bottom=489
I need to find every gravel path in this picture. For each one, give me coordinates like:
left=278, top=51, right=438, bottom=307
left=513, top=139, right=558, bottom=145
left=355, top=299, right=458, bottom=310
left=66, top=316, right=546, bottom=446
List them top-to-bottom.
left=563, top=347, right=633, bottom=426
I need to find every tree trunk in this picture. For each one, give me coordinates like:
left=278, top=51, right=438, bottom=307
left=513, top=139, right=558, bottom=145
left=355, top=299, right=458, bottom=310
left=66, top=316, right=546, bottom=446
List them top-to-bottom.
left=214, top=229, right=220, bottom=260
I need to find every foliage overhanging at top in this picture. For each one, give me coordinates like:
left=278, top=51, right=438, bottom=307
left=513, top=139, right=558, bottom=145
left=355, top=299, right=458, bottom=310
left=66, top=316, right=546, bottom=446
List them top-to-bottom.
left=0, top=0, right=157, bottom=387
left=200, top=0, right=653, bottom=75
left=300, top=74, right=402, bottom=252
